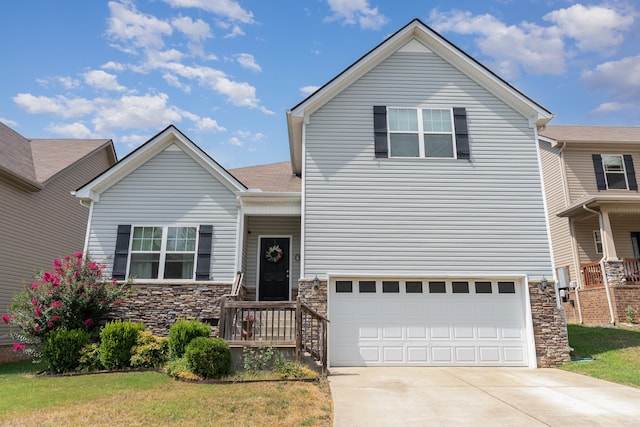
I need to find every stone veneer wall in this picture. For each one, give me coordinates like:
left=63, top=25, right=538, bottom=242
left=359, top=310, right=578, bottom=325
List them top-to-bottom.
left=297, top=278, right=569, bottom=368
left=528, top=281, right=571, bottom=367
left=109, top=282, right=233, bottom=337
left=0, top=345, right=30, bottom=364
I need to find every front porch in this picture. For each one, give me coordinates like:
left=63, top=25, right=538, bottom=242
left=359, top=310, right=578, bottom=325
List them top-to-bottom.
left=581, top=258, right=640, bottom=288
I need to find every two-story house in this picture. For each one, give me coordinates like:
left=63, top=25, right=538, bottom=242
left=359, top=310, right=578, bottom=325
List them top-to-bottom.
left=74, top=19, right=569, bottom=368
left=0, top=122, right=116, bottom=362
left=539, top=125, right=640, bottom=325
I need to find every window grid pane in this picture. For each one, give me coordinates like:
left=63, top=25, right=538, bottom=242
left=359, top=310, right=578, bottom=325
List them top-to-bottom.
left=388, top=108, right=418, bottom=131
left=422, top=109, right=452, bottom=132
left=424, top=134, right=454, bottom=158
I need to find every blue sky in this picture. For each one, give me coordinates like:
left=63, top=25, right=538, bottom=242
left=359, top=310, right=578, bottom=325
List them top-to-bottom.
left=1, top=0, right=638, bottom=168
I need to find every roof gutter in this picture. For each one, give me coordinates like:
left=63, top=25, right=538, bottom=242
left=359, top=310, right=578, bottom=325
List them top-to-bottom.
left=582, top=204, right=616, bottom=325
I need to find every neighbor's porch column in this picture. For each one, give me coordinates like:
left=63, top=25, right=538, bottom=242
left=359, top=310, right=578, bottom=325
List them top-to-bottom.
left=600, top=210, right=618, bottom=261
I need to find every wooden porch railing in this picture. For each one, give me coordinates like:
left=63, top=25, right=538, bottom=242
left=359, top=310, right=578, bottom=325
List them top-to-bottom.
left=622, top=258, right=640, bottom=284
left=581, top=261, right=603, bottom=288
left=219, top=297, right=329, bottom=374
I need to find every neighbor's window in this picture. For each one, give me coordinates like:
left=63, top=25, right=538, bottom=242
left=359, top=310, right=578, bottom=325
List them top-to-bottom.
left=388, top=108, right=455, bottom=158
left=602, top=155, right=628, bottom=189
left=129, top=226, right=197, bottom=280
left=593, top=230, right=603, bottom=254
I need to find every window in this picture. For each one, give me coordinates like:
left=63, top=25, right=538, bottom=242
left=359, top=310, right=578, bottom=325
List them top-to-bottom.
left=388, top=108, right=455, bottom=158
left=602, top=155, right=628, bottom=189
left=129, top=226, right=197, bottom=279
left=593, top=230, right=603, bottom=254
left=336, top=281, right=353, bottom=293
left=359, top=281, right=376, bottom=293
left=382, top=281, right=400, bottom=293
left=406, top=281, right=423, bottom=293
left=428, top=281, right=446, bottom=293
left=452, top=281, right=469, bottom=293
left=475, top=282, right=492, bottom=294
left=498, top=282, right=516, bottom=294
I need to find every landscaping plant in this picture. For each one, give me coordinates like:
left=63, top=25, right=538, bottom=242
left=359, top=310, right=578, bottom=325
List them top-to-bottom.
left=1, top=252, right=129, bottom=359
left=168, top=319, right=211, bottom=359
left=99, top=320, right=146, bottom=370
left=42, top=328, right=90, bottom=373
left=130, top=330, right=169, bottom=368
left=184, top=337, right=231, bottom=379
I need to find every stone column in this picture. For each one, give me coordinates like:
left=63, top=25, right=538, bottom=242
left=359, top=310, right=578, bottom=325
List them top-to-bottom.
left=528, top=281, right=571, bottom=367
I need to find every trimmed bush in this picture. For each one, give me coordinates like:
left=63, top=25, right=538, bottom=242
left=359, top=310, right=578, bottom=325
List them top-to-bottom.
left=168, top=319, right=211, bottom=359
left=99, top=320, right=145, bottom=369
left=42, top=328, right=90, bottom=373
left=131, top=330, right=169, bottom=368
left=184, top=337, right=231, bottom=379
left=78, top=343, right=103, bottom=372
left=164, top=357, right=202, bottom=381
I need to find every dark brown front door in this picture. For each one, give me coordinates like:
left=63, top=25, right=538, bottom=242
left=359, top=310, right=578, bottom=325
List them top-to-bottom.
left=259, top=237, right=290, bottom=301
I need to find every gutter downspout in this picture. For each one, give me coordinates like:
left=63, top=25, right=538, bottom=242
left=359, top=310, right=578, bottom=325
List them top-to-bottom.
left=582, top=204, right=616, bottom=325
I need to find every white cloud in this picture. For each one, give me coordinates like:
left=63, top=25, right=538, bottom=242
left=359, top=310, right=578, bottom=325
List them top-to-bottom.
left=162, top=0, right=254, bottom=24
left=326, top=0, right=388, bottom=30
left=106, top=1, right=173, bottom=52
left=544, top=4, right=634, bottom=54
left=429, top=9, right=566, bottom=77
left=172, top=16, right=211, bottom=42
left=224, top=24, right=245, bottom=38
left=235, top=53, right=261, bottom=72
left=582, top=55, right=640, bottom=104
left=102, top=61, right=125, bottom=71
left=84, top=70, right=126, bottom=91
left=162, top=73, right=191, bottom=93
left=57, top=76, right=81, bottom=89
left=300, top=85, right=320, bottom=95
left=13, top=93, right=95, bottom=118
left=92, top=93, right=183, bottom=133
left=590, top=102, right=634, bottom=115
left=0, top=117, right=18, bottom=127
left=195, top=117, right=225, bottom=132
left=46, top=122, right=94, bottom=138
left=236, top=130, right=264, bottom=141
left=120, top=133, right=151, bottom=149
left=229, top=137, right=243, bottom=146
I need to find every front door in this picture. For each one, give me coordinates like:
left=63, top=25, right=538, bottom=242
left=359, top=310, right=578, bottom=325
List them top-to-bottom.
left=632, top=232, right=640, bottom=257
left=258, top=237, right=290, bottom=301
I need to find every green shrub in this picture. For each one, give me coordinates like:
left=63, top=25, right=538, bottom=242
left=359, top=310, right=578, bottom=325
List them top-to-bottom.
left=1, top=252, right=130, bottom=358
left=168, top=319, right=211, bottom=359
left=99, top=320, right=146, bottom=369
left=42, top=328, right=90, bottom=373
left=131, top=330, right=169, bottom=368
left=184, top=337, right=231, bottom=379
left=78, top=342, right=103, bottom=372
left=242, top=345, right=278, bottom=373
left=164, top=357, right=203, bottom=381
left=273, top=359, right=318, bottom=379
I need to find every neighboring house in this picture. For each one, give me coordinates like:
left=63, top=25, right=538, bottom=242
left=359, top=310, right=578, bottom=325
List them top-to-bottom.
left=74, top=19, right=569, bottom=368
left=0, top=122, right=116, bottom=360
left=539, top=125, right=640, bottom=325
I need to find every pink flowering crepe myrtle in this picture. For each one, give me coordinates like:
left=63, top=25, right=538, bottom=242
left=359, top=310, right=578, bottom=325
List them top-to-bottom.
left=2, top=252, right=130, bottom=357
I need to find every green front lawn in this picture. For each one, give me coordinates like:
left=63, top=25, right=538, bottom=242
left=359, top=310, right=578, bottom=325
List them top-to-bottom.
left=559, top=324, right=640, bottom=388
left=0, top=360, right=332, bottom=426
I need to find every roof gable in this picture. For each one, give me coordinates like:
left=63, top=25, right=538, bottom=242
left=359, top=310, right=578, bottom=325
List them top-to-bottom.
left=286, top=18, right=554, bottom=175
left=74, top=125, right=247, bottom=202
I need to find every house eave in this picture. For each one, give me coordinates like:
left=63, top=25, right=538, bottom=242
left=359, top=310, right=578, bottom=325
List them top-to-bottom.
left=557, top=195, right=640, bottom=218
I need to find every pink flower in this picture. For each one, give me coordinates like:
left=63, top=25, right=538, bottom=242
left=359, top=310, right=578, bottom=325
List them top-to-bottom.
left=74, top=251, right=83, bottom=259
left=63, top=255, right=70, bottom=262
left=53, top=258, right=62, bottom=267
left=88, top=261, right=98, bottom=270
left=42, top=271, right=53, bottom=282
left=74, top=271, right=80, bottom=278
left=51, top=277, right=60, bottom=287
left=112, top=279, right=118, bottom=285
left=31, top=281, right=39, bottom=289
left=81, top=292, right=87, bottom=298
left=31, top=298, right=38, bottom=305
left=114, top=299, right=123, bottom=306
left=50, top=301, right=62, bottom=308
left=34, top=306, right=42, bottom=317
left=1, top=315, right=10, bottom=324
left=52, top=315, right=60, bottom=321
left=84, top=318, right=94, bottom=326
left=47, top=322, right=54, bottom=328
left=34, top=325, right=41, bottom=332
left=13, top=342, right=26, bottom=352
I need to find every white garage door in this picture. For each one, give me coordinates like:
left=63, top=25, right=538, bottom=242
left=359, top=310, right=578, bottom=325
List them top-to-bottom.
left=329, top=278, right=530, bottom=366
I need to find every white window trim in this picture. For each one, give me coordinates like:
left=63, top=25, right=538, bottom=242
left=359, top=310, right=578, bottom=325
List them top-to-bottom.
left=387, top=107, right=457, bottom=159
left=601, top=154, right=629, bottom=190
left=127, top=224, right=199, bottom=281
left=593, top=230, right=603, bottom=255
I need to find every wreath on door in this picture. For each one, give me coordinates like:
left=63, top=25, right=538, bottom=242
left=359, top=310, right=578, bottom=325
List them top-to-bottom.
left=265, top=244, right=283, bottom=263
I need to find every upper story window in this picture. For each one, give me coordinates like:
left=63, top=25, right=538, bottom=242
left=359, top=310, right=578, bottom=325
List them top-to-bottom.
left=387, top=108, right=455, bottom=158
left=593, top=154, right=638, bottom=191
left=602, top=155, right=628, bottom=189
left=129, top=226, right=197, bottom=279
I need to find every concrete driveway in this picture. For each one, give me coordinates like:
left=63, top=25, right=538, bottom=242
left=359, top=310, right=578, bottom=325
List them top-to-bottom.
left=329, top=367, right=640, bottom=426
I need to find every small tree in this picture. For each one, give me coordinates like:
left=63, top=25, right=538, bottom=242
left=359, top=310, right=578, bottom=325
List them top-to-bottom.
left=2, top=252, right=129, bottom=359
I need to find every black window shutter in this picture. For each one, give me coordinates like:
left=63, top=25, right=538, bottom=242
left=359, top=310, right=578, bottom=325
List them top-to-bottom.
left=373, top=106, right=388, bottom=158
left=453, top=107, right=470, bottom=159
left=592, top=154, right=606, bottom=190
left=624, top=154, right=638, bottom=190
left=112, top=225, right=131, bottom=280
left=196, top=225, right=213, bottom=280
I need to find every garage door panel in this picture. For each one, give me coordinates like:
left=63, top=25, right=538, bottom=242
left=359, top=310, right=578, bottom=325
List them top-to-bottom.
left=329, top=278, right=530, bottom=367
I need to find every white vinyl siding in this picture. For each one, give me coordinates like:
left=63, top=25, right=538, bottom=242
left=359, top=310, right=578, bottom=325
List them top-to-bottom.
left=303, top=50, right=553, bottom=278
left=86, top=147, right=238, bottom=281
